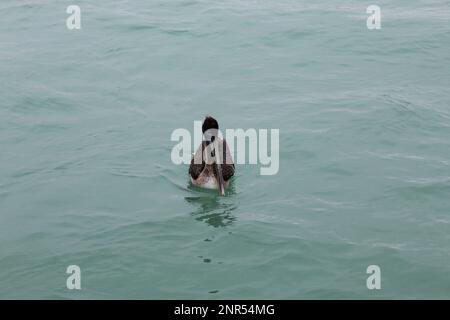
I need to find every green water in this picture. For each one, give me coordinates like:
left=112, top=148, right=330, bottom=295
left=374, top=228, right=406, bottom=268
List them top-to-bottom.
left=1, top=0, right=450, bottom=299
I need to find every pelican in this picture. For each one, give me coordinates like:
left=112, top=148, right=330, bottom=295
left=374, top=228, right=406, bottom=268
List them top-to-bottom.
left=189, top=116, right=235, bottom=196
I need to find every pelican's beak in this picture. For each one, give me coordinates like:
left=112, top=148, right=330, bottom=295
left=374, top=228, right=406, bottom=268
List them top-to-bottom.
left=208, top=136, right=225, bottom=196
left=211, top=143, right=225, bottom=196
left=214, top=161, right=225, bottom=196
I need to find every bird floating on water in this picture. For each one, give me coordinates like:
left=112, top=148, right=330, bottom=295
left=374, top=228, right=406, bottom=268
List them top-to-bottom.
left=189, top=116, right=235, bottom=196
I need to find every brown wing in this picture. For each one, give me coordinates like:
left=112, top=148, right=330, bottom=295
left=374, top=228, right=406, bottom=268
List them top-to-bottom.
left=189, top=139, right=235, bottom=181
left=220, top=139, right=234, bottom=181
left=189, top=158, right=204, bottom=180
left=221, top=163, right=234, bottom=181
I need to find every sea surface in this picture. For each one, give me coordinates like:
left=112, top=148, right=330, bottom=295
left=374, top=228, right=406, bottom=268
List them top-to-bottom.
left=1, top=0, right=450, bottom=299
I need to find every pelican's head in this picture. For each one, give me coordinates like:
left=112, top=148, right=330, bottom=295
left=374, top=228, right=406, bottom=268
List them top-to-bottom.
left=202, top=116, right=219, bottom=143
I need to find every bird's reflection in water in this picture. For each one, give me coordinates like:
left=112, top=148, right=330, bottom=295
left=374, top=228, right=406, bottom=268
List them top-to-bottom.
left=185, top=182, right=237, bottom=228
